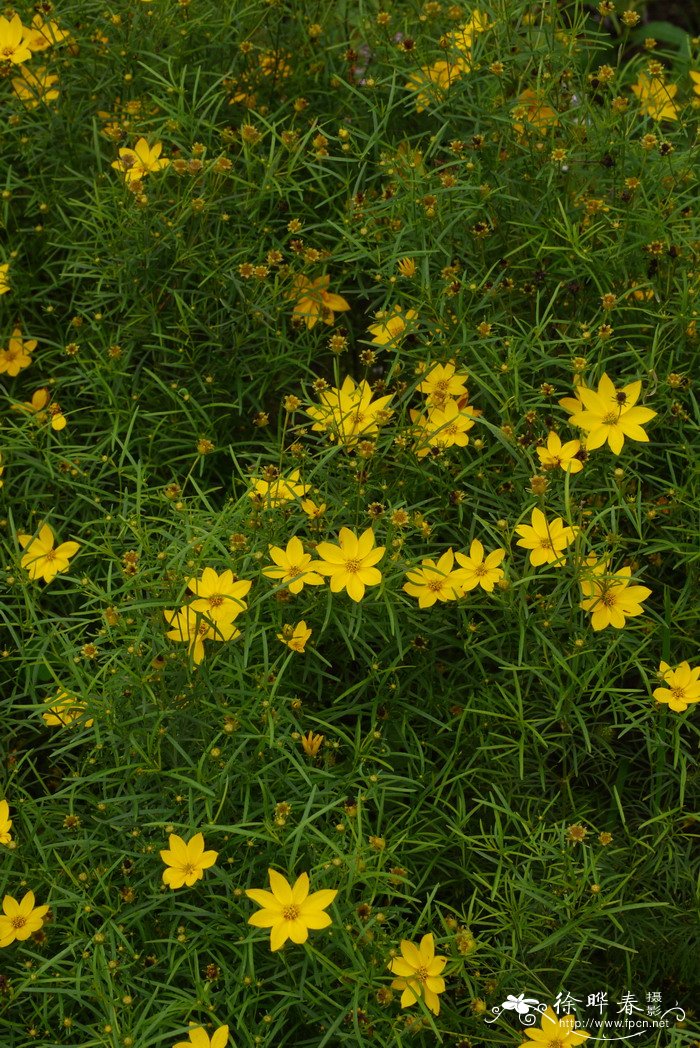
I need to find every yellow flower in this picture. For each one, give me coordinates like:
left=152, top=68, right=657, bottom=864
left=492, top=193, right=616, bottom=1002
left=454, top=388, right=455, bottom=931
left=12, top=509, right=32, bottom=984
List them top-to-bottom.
left=21, top=14, right=70, bottom=51
left=0, top=15, right=33, bottom=65
left=406, top=59, right=464, bottom=112
left=11, top=65, right=59, bottom=108
left=691, top=70, right=700, bottom=97
left=631, top=73, right=679, bottom=121
left=512, top=88, right=559, bottom=134
left=111, top=138, right=169, bottom=183
left=397, top=257, right=416, bottom=278
left=0, top=263, right=11, bottom=294
left=288, top=274, right=350, bottom=329
left=367, top=306, right=418, bottom=346
left=0, top=327, right=36, bottom=376
left=417, top=361, right=469, bottom=406
left=565, top=373, right=656, bottom=454
left=307, top=376, right=393, bottom=448
left=13, top=387, right=67, bottom=430
left=411, top=399, right=478, bottom=458
left=536, top=431, right=584, bottom=473
left=249, top=469, right=310, bottom=507
left=300, top=497, right=327, bottom=520
left=515, top=508, right=577, bottom=568
left=18, top=523, right=80, bottom=582
left=315, top=527, right=385, bottom=602
left=263, top=536, right=324, bottom=594
left=454, top=539, right=506, bottom=592
left=403, top=549, right=463, bottom=608
left=578, top=555, right=651, bottom=630
left=187, top=567, right=252, bottom=623
left=163, top=606, right=240, bottom=665
left=277, top=621, right=312, bottom=653
left=653, top=661, right=700, bottom=712
left=42, top=690, right=93, bottom=728
left=301, top=731, right=324, bottom=757
left=0, top=800, right=13, bottom=846
left=160, top=832, right=218, bottom=890
left=246, top=868, right=337, bottom=951
left=0, top=892, right=49, bottom=948
left=388, top=933, right=447, bottom=1015
left=518, top=1005, right=589, bottom=1048
left=173, top=1025, right=229, bottom=1048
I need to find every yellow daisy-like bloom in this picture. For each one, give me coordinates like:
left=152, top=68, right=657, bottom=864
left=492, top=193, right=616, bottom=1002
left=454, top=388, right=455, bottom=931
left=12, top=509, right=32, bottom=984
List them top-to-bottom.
left=21, top=14, right=70, bottom=51
left=0, top=15, right=33, bottom=65
left=406, top=59, right=465, bottom=112
left=11, top=65, right=59, bottom=108
left=691, top=70, right=700, bottom=96
left=631, top=74, right=679, bottom=121
left=512, top=87, right=559, bottom=134
left=111, top=138, right=169, bottom=184
left=397, top=257, right=416, bottom=278
left=0, top=263, right=11, bottom=294
left=288, top=274, right=350, bottom=330
left=367, top=306, right=418, bottom=346
left=0, top=327, right=36, bottom=376
left=417, top=361, right=469, bottom=407
left=565, top=373, right=656, bottom=455
left=307, top=376, right=393, bottom=448
left=13, top=387, right=67, bottom=430
left=411, top=399, right=479, bottom=458
left=536, top=432, right=584, bottom=473
left=249, top=469, right=310, bottom=507
left=300, top=497, right=327, bottom=520
left=515, top=508, right=577, bottom=568
left=18, top=523, right=80, bottom=582
left=315, top=527, right=385, bottom=602
left=263, top=536, right=324, bottom=594
left=454, top=539, right=506, bottom=592
left=403, top=549, right=463, bottom=608
left=578, top=556, right=651, bottom=631
left=187, top=567, right=252, bottom=623
left=163, top=606, right=240, bottom=665
left=277, top=620, right=312, bottom=653
left=653, top=661, right=700, bottom=713
left=42, top=690, right=93, bottom=728
left=301, top=731, right=324, bottom=757
left=0, top=800, right=13, bottom=846
left=160, top=832, right=218, bottom=890
left=246, top=868, right=337, bottom=952
left=0, top=892, right=49, bottom=949
left=388, top=933, right=447, bottom=1015
left=518, top=1005, right=589, bottom=1048
left=173, top=1024, right=229, bottom=1048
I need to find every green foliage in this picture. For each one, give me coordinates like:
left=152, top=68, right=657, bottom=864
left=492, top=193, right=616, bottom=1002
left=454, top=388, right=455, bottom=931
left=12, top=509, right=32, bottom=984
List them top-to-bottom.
left=0, top=1, right=698, bottom=1046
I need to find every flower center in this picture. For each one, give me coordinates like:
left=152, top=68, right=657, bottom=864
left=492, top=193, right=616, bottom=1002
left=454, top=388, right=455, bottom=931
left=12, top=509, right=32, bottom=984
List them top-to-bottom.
left=2, top=47, right=15, bottom=57
left=602, top=410, right=619, bottom=425
left=539, top=538, right=553, bottom=550
left=44, top=549, right=57, bottom=561
left=345, top=559, right=361, bottom=573
left=474, top=564, right=488, bottom=577
left=287, top=565, right=302, bottom=578
left=427, top=578, right=445, bottom=592
left=599, top=591, right=616, bottom=607
left=208, top=594, right=224, bottom=607
left=197, top=622, right=210, bottom=637
left=671, top=687, right=686, bottom=700
left=182, top=862, right=196, bottom=875
left=282, top=905, right=300, bottom=921
left=11, top=915, right=27, bottom=930
left=415, top=965, right=429, bottom=982
left=547, top=1041, right=565, bottom=1048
